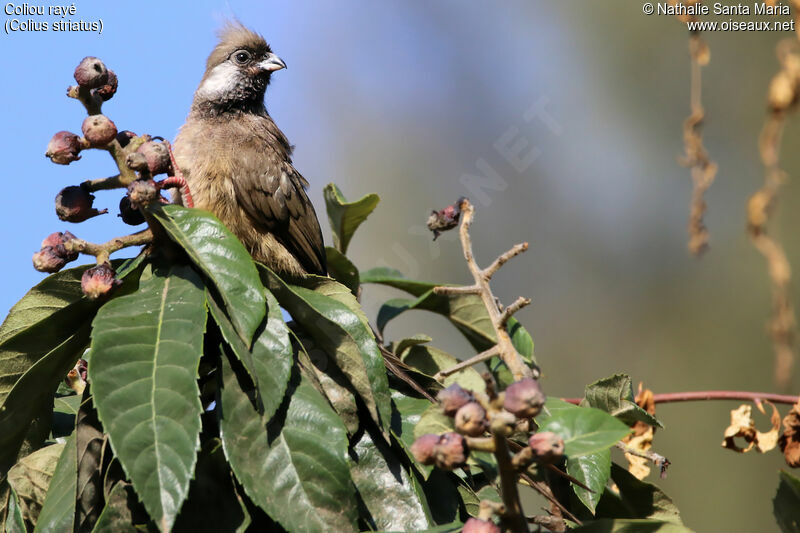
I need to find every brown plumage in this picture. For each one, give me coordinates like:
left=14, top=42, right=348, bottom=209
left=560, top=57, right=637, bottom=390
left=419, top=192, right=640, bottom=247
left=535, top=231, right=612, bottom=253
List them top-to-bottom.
left=173, top=23, right=326, bottom=277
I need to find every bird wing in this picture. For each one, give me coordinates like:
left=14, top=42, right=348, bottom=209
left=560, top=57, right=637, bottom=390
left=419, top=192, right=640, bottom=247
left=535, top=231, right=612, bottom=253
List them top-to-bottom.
left=232, top=157, right=327, bottom=275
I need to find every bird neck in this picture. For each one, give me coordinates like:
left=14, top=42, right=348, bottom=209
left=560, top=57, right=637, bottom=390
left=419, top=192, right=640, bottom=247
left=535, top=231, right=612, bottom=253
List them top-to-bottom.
left=190, top=95, right=267, bottom=119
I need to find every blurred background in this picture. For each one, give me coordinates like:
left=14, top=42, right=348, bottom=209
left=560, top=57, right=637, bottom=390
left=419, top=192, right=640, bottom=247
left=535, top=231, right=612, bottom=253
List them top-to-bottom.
left=2, top=1, right=799, bottom=530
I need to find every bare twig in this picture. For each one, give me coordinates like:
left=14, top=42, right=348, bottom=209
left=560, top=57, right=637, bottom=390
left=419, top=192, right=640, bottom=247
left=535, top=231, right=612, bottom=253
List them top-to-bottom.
left=81, top=175, right=123, bottom=192
left=437, top=199, right=534, bottom=381
left=64, top=229, right=153, bottom=265
left=432, top=285, right=481, bottom=295
left=499, top=296, right=531, bottom=328
left=434, top=346, right=499, bottom=381
left=561, top=390, right=800, bottom=405
left=493, top=431, right=529, bottom=533
left=615, top=441, right=670, bottom=479
left=519, top=473, right=580, bottom=527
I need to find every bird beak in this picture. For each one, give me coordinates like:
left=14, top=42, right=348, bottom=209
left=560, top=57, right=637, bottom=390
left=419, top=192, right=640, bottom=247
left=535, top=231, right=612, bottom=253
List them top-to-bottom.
left=258, top=53, right=287, bottom=72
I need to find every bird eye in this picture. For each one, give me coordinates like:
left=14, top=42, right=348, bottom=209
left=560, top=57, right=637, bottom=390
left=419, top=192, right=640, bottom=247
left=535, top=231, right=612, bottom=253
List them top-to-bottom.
left=233, top=50, right=251, bottom=64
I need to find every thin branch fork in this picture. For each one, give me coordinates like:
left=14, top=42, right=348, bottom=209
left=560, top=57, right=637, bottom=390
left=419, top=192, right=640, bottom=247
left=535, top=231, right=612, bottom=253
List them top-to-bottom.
left=436, top=199, right=534, bottom=382
left=64, top=229, right=153, bottom=265
left=434, top=346, right=498, bottom=381
left=615, top=441, right=670, bottom=478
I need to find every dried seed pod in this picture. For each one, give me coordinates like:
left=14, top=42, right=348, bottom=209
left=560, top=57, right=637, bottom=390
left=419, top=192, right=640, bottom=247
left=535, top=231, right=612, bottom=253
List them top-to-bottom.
left=74, top=56, right=108, bottom=89
left=95, top=69, right=118, bottom=101
left=82, top=115, right=118, bottom=147
left=46, top=131, right=84, bottom=165
left=136, top=140, right=172, bottom=175
left=55, top=186, right=105, bottom=222
left=119, top=196, right=145, bottom=225
left=427, top=198, right=465, bottom=240
left=40, top=231, right=78, bottom=261
left=32, top=247, right=67, bottom=273
left=81, top=263, right=120, bottom=300
left=503, top=377, right=546, bottom=418
left=437, top=384, right=473, bottom=416
left=454, top=402, right=488, bottom=437
left=528, top=431, right=565, bottom=464
left=433, top=432, right=469, bottom=470
left=410, top=434, right=439, bottom=466
left=462, top=518, right=501, bottom=533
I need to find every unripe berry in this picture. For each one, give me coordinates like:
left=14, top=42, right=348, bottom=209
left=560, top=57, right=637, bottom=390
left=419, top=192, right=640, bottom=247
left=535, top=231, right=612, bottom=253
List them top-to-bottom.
left=74, top=56, right=108, bottom=89
left=95, top=69, right=118, bottom=101
left=82, top=115, right=118, bottom=147
left=46, top=131, right=83, bottom=165
left=136, top=140, right=172, bottom=175
left=127, top=179, right=159, bottom=208
left=55, top=186, right=106, bottom=222
left=119, top=196, right=145, bottom=225
left=40, top=232, right=78, bottom=261
left=33, top=247, right=67, bottom=273
left=81, top=263, right=119, bottom=300
left=503, top=377, right=546, bottom=418
left=437, top=384, right=472, bottom=416
left=454, top=402, right=488, bottom=437
left=433, top=432, right=469, bottom=470
left=528, top=432, right=565, bottom=464
left=410, top=434, right=439, bottom=465
left=462, top=518, right=501, bottom=533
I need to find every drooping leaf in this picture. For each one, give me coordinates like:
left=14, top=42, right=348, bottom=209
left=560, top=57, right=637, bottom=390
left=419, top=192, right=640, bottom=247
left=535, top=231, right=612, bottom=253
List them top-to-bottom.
left=323, top=183, right=380, bottom=254
left=151, top=204, right=265, bottom=345
left=325, top=247, right=360, bottom=295
left=88, top=264, right=206, bottom=532
left=261, top=266, right=392, bottom=435
left=361, top=268, right=535, bottom=366
left=207, top=288, right=293, bottom=422
left=0, top=328, right=89, bottom=479
left=294, top=333, right=360, bottom=435
left=393, top=335, right=433, bottom=358
left=402, top=344, right=486, bottom=392
left=218, top=354, right=359, bottom=533
left=581, top=374, right=662, bottom=428
left=391, top=390, right=434, bottom=477
left=74, top=391, right=105, bottom=532
left=537, top=403, right=631, bottom=458
left=350, top=429, right=431, bottom=531
left=32, top=435, right=75, bottom=533
left=172, top=438, right=247, bottom=533
left=7, top=443, right=63, bottom=528
left=567, top=449, right=611, bottom=514
left=598, top=463, right=682, bottom=524
left=774, top=470, right=800, bottom=533
left=92, top=482, right=157, bottom=533
left=570, top=518, right=693, bottom=532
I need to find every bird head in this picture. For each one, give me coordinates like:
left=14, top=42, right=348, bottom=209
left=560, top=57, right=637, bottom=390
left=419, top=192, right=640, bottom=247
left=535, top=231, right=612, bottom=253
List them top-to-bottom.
left=192, top=22, right=286, bottom=114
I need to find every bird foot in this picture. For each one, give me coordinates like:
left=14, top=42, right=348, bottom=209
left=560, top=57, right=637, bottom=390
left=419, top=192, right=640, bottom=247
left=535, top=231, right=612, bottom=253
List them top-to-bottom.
left=158, top=141, right=194, bottom=208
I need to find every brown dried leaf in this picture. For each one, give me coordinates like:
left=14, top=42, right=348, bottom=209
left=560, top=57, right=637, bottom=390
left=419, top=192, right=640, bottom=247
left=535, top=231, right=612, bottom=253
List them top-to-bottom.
left=622, top=384, right=657, bottom=479
left=779, top=399, right=800, bottom=467
left=721, top=402, right=780, bottom=453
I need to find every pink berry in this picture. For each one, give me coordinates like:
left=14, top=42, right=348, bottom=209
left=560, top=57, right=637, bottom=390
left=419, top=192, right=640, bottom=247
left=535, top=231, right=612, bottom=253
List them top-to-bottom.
left=74, top=56, right=108, bottom=89
left=82, top=115, right=118, bottom=147
left=45, top=131, right=83, bottom=165
left=503, top=378, right=546, bottom=418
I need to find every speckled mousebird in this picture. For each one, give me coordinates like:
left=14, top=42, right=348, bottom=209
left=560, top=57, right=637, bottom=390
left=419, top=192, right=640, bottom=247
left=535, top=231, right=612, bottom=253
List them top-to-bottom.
left=173, top=23, right=327, bottom=277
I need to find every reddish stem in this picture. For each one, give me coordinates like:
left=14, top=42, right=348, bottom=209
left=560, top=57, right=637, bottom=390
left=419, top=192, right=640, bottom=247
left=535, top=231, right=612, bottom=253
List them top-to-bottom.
left=561, top=390, right=799, bottom=406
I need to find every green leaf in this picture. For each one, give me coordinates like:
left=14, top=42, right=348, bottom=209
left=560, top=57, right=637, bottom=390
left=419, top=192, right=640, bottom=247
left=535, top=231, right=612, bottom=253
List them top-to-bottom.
left=323, top=183, right=380, bottom=254
left=151, top=204, right=265, bottom=346
left=325, top=247, right=360, bottom=295
left=88, top=264, right=207, bottom=532
left=261, top=266, right=392, bottom=434
left=361, top=268, right=535, bottom=366
left=208, top=288, right=293, bottom=422
left=0, top=328, right=89, bottom=478
left=393, top=335, right=433, bottom=358
left=402, top=344, right=485, bottom=392
left=219, top=354, right=359, bottom=533
left=581, top=374, right=662, bottom=428
left=74, top=391, right=104, bottom=531
left=391, top=391, right=434, bottom=477
left=51, top=394, right=81, bottom=439
left=413, top=404, right=455, bottom=439
left=537, top=405, right=631, bottom=457
left=350, top=430, right=431, bottom=531
left=33, top=435, right=75, bottom=533
left=7, top=443, right=64, bottom=527
left=567, top=449, right=610, bottom=514
left=603, top=463, right=682, bottom=524
left=775, top=470, right=800, bottom=533
left=92, top=482, right=158, bottom=533
left=5, top=487, right=25, bottom=533
left=570, top=519, right=693, bottom=532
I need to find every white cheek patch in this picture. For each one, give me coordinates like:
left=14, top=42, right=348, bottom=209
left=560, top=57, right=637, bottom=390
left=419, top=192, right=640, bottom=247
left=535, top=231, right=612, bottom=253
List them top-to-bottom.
left=196, top=62, right=241, bottom=99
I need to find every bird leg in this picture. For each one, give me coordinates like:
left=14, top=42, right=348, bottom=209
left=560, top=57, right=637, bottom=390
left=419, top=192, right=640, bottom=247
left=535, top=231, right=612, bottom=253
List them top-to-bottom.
left=158, top=140, right=194, bottom=208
